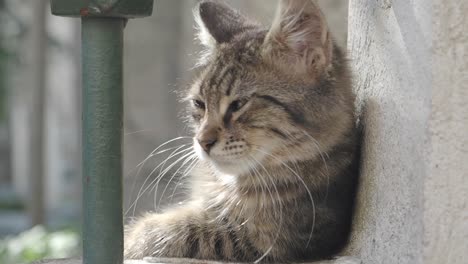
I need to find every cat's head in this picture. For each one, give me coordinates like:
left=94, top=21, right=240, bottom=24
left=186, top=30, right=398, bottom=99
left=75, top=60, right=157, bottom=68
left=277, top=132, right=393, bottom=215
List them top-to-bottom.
left=186, top=0, right=355, bottom=176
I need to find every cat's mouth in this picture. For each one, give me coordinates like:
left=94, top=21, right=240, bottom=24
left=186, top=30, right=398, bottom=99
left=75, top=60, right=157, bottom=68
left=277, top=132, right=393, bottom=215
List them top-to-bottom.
left=194, top=138, right=257, bottom=175
left=195, top=143, right=249, bottom=162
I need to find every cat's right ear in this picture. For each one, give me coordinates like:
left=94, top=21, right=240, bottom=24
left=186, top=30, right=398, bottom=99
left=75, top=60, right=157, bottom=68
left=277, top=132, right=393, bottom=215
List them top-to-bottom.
left=263, top=0, right=333, bottom=79
left=194, top=1, right=255, bottom=66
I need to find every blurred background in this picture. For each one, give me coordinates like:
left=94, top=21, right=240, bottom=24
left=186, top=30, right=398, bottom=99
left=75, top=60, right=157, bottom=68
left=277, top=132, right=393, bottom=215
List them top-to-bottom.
left=0, top=0, right=348, bottom=263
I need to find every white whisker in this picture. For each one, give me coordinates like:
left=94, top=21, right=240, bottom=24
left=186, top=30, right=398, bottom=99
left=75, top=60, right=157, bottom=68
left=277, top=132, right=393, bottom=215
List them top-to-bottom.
left=300, top=130, right=330, bottom=199
left=126, top=136, right=192, bottom=213
left=126, top=145, right=193, bottom=217
left=253, top=147, right=316, bottom=249
left=149, top=150, right=196, bottom=206
left=156, top=153, right=198, bottom=210
left=248, top=155, right=284, bottom=263
left=169, top=159, right=200, bottom=204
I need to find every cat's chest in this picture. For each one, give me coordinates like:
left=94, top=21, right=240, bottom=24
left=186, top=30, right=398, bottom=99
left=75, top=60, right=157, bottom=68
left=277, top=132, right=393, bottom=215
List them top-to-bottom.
left=205, top=183, right=287, bottom=223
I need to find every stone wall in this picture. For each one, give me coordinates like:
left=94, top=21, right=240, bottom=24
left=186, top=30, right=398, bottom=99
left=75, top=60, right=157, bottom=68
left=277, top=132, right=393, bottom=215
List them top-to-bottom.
left=346, top=0, right=467, bottom=263
left=346, top=0, right=430, bottom=262
left=424, top=0, right=468, bottom=263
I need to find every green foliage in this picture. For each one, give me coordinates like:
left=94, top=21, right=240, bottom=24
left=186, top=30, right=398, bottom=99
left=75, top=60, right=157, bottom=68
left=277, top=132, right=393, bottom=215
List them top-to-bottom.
left=0, top=199, right=24, bottom=211
left=0, top=226, right=80, bottom=264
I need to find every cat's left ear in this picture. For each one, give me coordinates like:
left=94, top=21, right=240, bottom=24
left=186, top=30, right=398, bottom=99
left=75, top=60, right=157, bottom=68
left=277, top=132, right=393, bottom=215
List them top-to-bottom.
left=263, top=0, right=333, bottom=77
left=194, top=1, right=256, bottom=65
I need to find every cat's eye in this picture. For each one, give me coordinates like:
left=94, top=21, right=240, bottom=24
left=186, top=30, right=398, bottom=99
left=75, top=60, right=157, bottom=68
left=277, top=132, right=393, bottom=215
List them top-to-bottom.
left=193, top=99, right=205, bottom=110
left=229, top=99, right=248, bottom=113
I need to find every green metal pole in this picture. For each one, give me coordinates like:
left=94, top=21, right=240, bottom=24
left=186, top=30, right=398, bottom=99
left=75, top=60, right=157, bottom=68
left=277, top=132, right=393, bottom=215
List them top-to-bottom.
left=50, top=2, right=153, bottom=263
left=82, top=18, right=124, bottom=264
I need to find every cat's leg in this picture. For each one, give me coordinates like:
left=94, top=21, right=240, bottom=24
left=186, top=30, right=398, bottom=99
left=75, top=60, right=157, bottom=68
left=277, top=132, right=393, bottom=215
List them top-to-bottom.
left=124, top=204, right=248, bottom=261
left=124, top=205, right=201, bottom=259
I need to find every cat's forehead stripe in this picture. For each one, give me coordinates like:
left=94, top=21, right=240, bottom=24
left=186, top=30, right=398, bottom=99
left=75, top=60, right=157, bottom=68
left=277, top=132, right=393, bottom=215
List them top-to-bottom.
left=208, top=62, right=226, bottom=88
left=200, top=63, right=239, bottom=97
left=199, top=64, right=219, bottom=96
left=202, top=64, right=226, bottom=95
left=216, top=66, right=237, bottom=94
left=224, top=69, right=239, bottom=96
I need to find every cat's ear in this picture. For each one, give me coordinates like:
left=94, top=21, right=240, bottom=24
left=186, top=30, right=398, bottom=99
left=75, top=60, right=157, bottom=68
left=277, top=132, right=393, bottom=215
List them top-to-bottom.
left=263, top=0, right=333, bottom=76
left=194, top=1, right=256, bottom=65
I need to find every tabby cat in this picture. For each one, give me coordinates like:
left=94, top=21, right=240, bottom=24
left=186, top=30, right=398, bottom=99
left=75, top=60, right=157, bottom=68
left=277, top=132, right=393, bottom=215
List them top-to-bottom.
left=124, top=0, right=359, bottom=262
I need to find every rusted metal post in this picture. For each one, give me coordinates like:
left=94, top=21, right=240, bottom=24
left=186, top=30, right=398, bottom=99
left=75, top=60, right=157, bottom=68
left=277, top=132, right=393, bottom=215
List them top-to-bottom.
left=49, top=1, right=154, bottom=264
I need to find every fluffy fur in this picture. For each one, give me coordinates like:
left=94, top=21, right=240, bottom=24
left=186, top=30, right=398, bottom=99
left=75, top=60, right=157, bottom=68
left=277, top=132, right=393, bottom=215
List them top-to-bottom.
left=125, top=0, right=359, bottom=262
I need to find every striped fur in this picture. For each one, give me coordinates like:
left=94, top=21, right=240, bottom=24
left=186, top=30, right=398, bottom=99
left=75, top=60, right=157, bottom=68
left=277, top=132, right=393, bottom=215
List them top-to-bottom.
left=125, top=0, right=359, bottom=262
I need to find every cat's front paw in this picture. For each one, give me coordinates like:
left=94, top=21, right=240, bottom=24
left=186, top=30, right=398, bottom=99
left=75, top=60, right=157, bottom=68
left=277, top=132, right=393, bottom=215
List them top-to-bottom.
left=124, top=209, right=200, bottom=260
left=124, top=214, right=161, bottom=259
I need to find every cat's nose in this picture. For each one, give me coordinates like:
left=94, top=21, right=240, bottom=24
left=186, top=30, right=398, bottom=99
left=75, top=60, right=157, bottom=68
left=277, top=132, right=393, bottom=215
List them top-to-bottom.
left=197, top=129, right=218, bottom=153
left=198, top=138, right=217, bottom=153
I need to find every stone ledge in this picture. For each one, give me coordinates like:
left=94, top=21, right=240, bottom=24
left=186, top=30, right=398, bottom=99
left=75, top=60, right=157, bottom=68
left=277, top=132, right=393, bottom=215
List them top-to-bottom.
left=32, top=256, right=360, bottom=264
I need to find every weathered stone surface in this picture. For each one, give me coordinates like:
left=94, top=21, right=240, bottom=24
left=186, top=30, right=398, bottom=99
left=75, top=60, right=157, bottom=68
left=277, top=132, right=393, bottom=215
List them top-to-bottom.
left=346, top=0, right=467, bottom=264
left=346, top=0, right=430, bottom=262
left=425, top=0, right=468, bottom=263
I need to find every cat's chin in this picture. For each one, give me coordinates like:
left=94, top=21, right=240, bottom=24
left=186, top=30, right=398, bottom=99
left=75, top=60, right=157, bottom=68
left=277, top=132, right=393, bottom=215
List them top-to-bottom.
left=200, top=154, right=256, bottom=176
left=209, top=159, right=251, bottom=176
